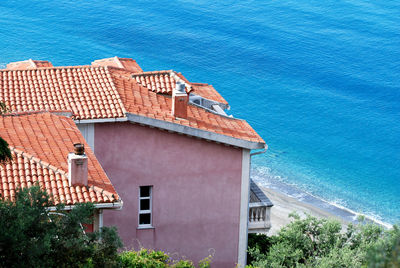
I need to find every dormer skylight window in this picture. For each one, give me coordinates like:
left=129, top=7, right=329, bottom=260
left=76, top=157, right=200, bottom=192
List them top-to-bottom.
left=189, top=93, right=228, bottom=116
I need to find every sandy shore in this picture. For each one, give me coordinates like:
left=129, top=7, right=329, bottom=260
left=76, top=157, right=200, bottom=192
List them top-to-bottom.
left=260, top=186, right=350, bottom=235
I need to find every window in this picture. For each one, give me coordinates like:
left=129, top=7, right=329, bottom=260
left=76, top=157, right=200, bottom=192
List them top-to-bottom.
left=138, top=186, right=152, bottom=227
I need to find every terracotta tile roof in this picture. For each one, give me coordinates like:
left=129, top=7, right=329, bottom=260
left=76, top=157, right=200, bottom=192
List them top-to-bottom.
left=91, top=57, right=143, bottom=73
left=0, top=58, right=264, bottom=146
left=6, top=59, right=53, bottom=70
left=0, top=66, right=126, bottom=120
left=110, top=69, right=264, bottom=143
left=132, top=70, right=192, bottom=95
left=132, top=71, right=227, bottom=105
left=190, top=83, right=228, bottom=105
left=0, top=112, right=119, bottom=205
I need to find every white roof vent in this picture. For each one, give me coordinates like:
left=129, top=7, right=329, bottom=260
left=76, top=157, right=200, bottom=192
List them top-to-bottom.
left=175, top=81, right=186, bottom=94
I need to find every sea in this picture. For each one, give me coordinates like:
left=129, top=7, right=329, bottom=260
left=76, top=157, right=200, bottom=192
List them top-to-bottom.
left=1, top=1, right=399, bottom=225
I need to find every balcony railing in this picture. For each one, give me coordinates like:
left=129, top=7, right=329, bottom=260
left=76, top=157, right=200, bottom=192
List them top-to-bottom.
left=248, top=180, right=273, bottom=233
left=248, top=202, right=271, bottom=234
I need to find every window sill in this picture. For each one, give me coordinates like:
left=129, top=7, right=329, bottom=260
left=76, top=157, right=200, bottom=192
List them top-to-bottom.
left=137, top=225, right=155, bottom=230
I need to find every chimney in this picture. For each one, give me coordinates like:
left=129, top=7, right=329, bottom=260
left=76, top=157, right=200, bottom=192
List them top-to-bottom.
left=172, top=82, right=188, bottom=119
left=68, top=143, right=88, bottom=186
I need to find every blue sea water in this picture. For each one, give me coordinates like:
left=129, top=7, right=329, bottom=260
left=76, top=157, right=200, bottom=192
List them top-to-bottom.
left=1, top=1, right=399, bottom=224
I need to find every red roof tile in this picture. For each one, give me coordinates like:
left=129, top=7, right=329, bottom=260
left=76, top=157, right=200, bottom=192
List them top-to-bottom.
left=91, top=57, right=143, bottom=73
left=0, top=58, right=264, bottom=146
left=6, top=59, right=53, bottom=70
left=0, top=66, right=126, bottom=120
left=110, top=69, right=264, bottom=143
left=132, top=70, right=227, bottom=105
left=132, top=70, right=182, bottom=95
left=190, top=83, right=228, bottom=106
left=0, top=112, right=119, bottom=205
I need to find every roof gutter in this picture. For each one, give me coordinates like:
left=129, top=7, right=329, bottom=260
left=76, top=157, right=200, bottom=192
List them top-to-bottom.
left=73, top=114, right=265, bottom=150
left=74, top=117, right=128, bottom=124
left=250, top=144, right=268, bottom=156
left=46, top=200, right=123, bottom=212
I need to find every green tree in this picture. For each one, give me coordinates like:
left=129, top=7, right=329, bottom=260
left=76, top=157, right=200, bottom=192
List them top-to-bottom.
left=0, top=185, right=122, bottom=268
left=248, top=213, right=400, bottom=268
left=366, top=225, right=400, bottom=267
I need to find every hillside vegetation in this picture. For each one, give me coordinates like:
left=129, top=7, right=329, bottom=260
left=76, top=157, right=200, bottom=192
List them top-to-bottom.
left=247, top=213, right=400, bottom=267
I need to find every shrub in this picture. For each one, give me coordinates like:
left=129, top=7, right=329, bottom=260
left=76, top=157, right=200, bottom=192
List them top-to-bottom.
left=0, top=185, right=122, bottom=267
left=0, top=185, right=213, bottom=268
left=248, top=213, right=400, bottom=268
left=119, top=248, right=212, bottom=268
left=119, top=249, right=170, bottom=268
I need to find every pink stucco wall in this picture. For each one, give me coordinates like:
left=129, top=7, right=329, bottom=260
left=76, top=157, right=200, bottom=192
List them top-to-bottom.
left=94, top=122, right=243, bottom=267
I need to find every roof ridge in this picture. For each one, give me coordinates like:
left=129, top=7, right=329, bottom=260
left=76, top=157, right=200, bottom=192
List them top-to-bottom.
left=112, top=56, right=125, bottom=69
left=28, top=59, right=37, bottom=68
left=0, top=65, right=99, bottom=72
left=104, top=65, right=133, bottom=72
left=104, top=66, right=128, bottom=115
left=131, top=69, right=193, bottom=93
left=131, top=70, right=173, bottom=76
left=170, top=71, right=192, bottom=92
left=191, top=82, right=209, bottom=86
left=1, top=110, right=73, bottom=117
left=9, top=147, right=68, bottom=176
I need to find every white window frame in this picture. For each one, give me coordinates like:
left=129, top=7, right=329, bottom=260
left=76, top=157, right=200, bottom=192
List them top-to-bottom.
left=138, top=186, right=153, bottom=228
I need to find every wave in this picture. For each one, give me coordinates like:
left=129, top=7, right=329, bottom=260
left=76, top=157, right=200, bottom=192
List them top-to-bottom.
left=251, top=166, right=393, bottom=229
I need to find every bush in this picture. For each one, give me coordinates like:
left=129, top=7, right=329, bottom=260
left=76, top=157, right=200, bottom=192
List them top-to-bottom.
left=0, top=185, right=122, bottom=267
left=0, top=185, right=213, bottom=268
left=248, top=213, right=400, bottom=268
left=366, top=225, right=400, bottom=267
left=119, top=248, right=212, bottom=268
left=119, top=249, right=170, bottom=268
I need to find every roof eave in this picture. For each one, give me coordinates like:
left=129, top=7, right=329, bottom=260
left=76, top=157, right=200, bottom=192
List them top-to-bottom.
left=126, top=112, right=265, bottom=150
left=74, top=117, right=128, bottom=124
left=46, top=200, right=123, bottom=211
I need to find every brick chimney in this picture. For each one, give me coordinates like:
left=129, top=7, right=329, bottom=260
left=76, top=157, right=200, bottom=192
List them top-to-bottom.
left=172, top=82, right=188, bottom=119
left=68, top=143, right=88, bottom=186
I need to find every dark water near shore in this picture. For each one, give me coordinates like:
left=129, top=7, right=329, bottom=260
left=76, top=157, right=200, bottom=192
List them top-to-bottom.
left=1, top=0, right=399, bottom=224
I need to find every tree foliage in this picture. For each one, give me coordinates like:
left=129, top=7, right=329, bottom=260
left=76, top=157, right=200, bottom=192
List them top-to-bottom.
left=0, top=138, right=12, bottom=164
left=0, top=185, right=122, bottom=268
left=0, top=185, right=213, bottom=268
left=248, top=213, right=400, bottom=268
left=119, top=248, right=212, bottom=268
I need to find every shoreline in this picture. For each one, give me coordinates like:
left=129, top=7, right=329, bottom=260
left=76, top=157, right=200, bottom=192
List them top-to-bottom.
left=259, top=186, right=392, bottom=235
left=260, top=186, right=349, bottom=235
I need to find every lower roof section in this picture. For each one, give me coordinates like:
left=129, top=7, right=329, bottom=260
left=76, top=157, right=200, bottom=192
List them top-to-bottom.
left=0, top=112, right=121, bottom=206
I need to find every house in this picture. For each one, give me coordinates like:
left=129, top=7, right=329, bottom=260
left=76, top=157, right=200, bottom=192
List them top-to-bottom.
left=0, top=57, right=272, bottom=267
left=0, top=112, right=122, bottom=232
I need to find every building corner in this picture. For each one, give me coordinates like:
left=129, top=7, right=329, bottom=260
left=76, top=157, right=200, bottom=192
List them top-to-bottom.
left=238, top=148, right=251, bottom=267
